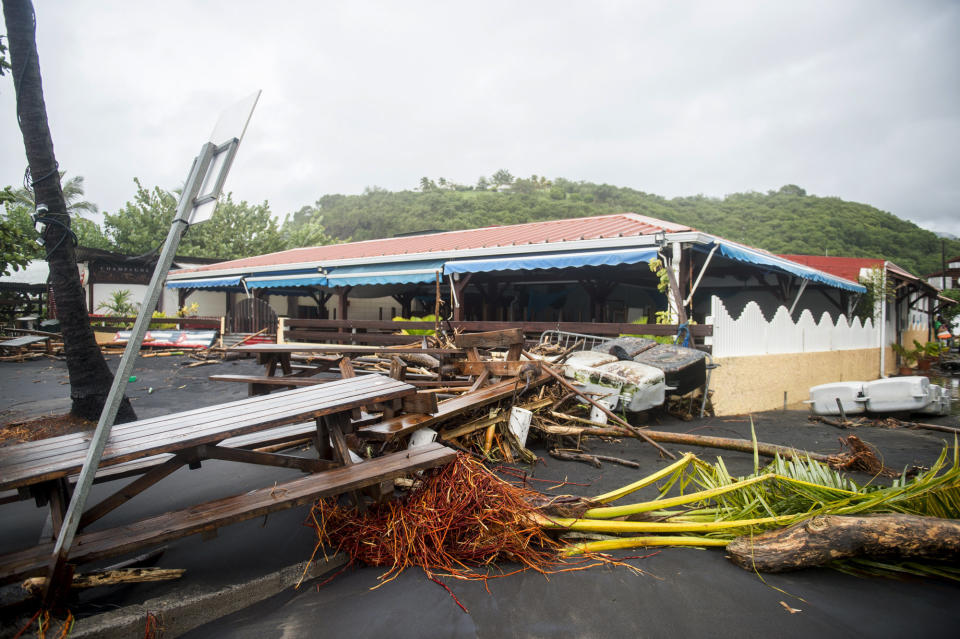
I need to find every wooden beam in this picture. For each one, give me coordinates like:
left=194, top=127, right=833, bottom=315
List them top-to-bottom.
left=454, top=328, right=524, bottom=349
left=456, top=360, right=541, bottom=377
left=401, top=391, right=439, bottom=415
left=197, top=445, right=337, bottom=473
left=80, top=456, right=187, bottom=529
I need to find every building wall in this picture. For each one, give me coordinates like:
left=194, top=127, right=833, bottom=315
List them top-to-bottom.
left=89, top=282, right=145, bottom=315
left=182, top=289, right=228, bottom=317
left=323, top=295, right=401, bottom=320
left=710, top=348, right=880, bottom=415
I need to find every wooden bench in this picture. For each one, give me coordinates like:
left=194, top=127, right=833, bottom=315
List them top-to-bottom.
left=0, top=442, right=455, bottom=584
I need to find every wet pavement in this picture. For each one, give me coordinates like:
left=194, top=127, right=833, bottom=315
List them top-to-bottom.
left=1, top=356, right=959, bottom=637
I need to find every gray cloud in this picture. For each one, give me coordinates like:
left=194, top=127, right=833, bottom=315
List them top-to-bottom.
left=3, top=0, right=958, bottom=235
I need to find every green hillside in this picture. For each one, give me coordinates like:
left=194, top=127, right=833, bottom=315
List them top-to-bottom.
left=287, top=178, right=958, bottom=277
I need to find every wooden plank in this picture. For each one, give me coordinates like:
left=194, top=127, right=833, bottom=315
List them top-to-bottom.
left=454, top=328, right=524, bottom=349
left=284, top=331, right=420, bottom=346
left=0, top=335, right=50, bottom=349
left=235, top=344, right=464, bottom=355
left=389, top=356, right=405, bottom=381
left=455, top=360, right=541, bottom=377
left=468, top=369, right=491, bottom=393
left=358, top=372, right=550, bottom=442
left=209, top=374, right=329, bottom=387
left=0, top=377, right=415, bottom=490
left=401, top=391, right=439, bottom=415
left=324, top=412, right=354, bottom=466
left=0, top=443, right=456, bottom=584
left=197, top=445, right=336, bottom=473
left=47, top=479, right=70, bottom=540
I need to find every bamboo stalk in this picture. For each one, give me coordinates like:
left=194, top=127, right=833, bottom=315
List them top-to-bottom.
left=591, top=453, right=697, bottom=504
left=583, top=473, right=778, bottom=519
left=538, top=513, right=796, bottom=533
left=563, top=536, right=729, bottom=555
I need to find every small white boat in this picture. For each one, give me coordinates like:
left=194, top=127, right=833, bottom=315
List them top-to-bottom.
left=863, top=377, right=931, bottom=414
left=806, top=382, right=868, bottom=415
left=918, top=384, right=951, bottom=416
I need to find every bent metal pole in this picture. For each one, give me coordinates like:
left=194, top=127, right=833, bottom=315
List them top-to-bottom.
left=42, top=144, right=216, bottom=604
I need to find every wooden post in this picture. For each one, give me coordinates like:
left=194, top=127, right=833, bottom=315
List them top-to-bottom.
left=452, top=273, right=472, bottom=322
left=337, top=287, right=351, bottom=321
left=277, top=317, right=286, bottom=345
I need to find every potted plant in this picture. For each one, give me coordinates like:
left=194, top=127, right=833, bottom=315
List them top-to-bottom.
left=915, top=340, right=946, bottom=371
left=891, top=342, right=920, bottom=375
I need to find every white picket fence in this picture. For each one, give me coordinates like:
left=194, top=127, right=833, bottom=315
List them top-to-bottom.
left=709, top=296, right=878, bottom=358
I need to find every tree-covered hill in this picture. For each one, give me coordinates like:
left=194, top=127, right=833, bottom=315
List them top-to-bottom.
left=287, top=178, right=958, bottom=277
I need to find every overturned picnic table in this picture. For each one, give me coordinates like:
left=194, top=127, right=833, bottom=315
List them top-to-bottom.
left=0, top=375, right=456, bottom=585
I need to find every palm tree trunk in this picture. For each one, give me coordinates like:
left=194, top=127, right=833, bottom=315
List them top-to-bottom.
left=3, top=0, right=135, bottom=422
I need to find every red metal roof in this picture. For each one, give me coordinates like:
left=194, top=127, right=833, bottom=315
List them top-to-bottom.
left=175, top=213, right=691, bottom=275
left=779, top=254, right=934, bottom=290
left=778, top=255, right=883, bottom=282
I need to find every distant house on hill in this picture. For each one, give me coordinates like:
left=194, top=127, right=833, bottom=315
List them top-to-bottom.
left=925, top=255, right=960, bottom=291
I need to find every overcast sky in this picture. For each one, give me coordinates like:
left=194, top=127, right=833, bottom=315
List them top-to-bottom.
left=3, top=1, right=959, bottom=235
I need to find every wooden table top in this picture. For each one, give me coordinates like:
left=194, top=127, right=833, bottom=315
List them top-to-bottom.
left=0, top=335, right=50, bottom=348
left=235, top=343, right=463, bottom=355
left=0, top=374, right=415, bottom=491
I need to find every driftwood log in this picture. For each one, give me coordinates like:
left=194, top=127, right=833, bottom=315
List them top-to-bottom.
left=548, top=448, right=641, bottom=469
left=727, top=514, right=960, bottom=572
left=22, top=567, right=185, bottom=597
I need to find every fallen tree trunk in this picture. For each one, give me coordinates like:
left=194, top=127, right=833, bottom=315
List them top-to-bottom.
left=727, top=514, right=960, bottom=572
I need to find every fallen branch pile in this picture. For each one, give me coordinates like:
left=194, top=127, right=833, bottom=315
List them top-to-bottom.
left=309, top=443, right=960, bottom=585
left=307, top=453, right=564, bottom=585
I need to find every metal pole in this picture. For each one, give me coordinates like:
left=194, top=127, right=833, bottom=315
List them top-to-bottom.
left=43, top=142, right=216, bottom=604
left=943, top=239, right=947, bottom=292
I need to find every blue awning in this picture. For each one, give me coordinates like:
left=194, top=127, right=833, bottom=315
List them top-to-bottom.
left=711, top=240, right=866, bottom=293
left=444, top=248, right=659, bottom=275
left=325, top=260, right=445, bottom=287
left=246, top=274, right=327, bottom=289
left=166, top=276, right=243, bottom=289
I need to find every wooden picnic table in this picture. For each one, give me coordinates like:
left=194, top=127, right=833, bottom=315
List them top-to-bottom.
left=0, top=334, right=51, bottom=359
left=0, top=374, right=453, bottom=584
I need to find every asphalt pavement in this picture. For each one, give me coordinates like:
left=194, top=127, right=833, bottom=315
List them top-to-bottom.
left=1, top=355, right=959, bottom=638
